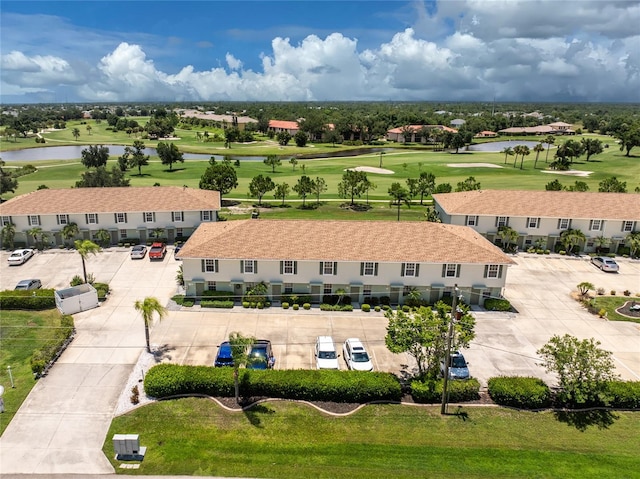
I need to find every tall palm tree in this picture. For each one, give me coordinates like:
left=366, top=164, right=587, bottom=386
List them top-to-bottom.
left=86, top=124, right=92, bottom=136
left=72, top=128, right=80, bottom=141
left=544, top=135, right=555, bottom=163
left=533, top=142, right=545, bottom=169
left=512, top=145, right=522, bottom=167
left=519, top=145, right=530, bottom=170
left=501, top=146, right=514, bottom=165
left=388, top=182, right=410, bottom=221
left=1, top=222, right=16, bottom=249
left=61, top=222, right=79, bottom=247
left=27, top=226, right=43, bottom=249
left=497, top=226, right=519, bottom=253
left=560, top=229, right=586, bottom=255
left=625, top=231, right=640, bottom=258
left=74, top=239, right=101, bottom=283
left=134, top=297, right=168, bottom=353
left=228, top=332, right=256, bottom=403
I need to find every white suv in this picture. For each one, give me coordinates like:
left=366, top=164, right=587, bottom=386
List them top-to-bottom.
left=315, top=336, right=340, bottom=370
left=342, top=338, right=373, bottom=371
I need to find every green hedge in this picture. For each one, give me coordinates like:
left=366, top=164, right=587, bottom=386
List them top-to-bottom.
left=93, top=282, right=110, bottom=301
left=0, top=289, right=56, bottom=310
left=201, top=290, right=234, bottom=301
left=484, top=298, right=512, bottom=311
left=200, top=300, right=234, bottom=309
left=319, top=304, right=354, bottom=311
left=30, top=314, right=75, bottom=376
left=144, top=364, right=402, bottom=403
left=487, top=376, right=552, bottom=409
left=411, top=378, right=480, bottom=403
left=605, top=381, right=640, bottom=409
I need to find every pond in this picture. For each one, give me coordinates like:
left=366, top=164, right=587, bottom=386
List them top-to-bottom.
left=466, top=140, right=550, bottom=152
left=1, top=145, right=399, bottom=163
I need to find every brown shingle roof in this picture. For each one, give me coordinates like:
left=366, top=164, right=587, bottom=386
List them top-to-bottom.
left=0, top=187, right=220, bottom=215
left=433, top=190, right=640, bottom=220
left=178, top=220, right=514, bottom=264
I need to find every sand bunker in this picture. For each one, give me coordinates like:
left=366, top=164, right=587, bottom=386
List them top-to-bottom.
left=447, top=163, right=503, bottom=168
left=345, top=166, right=395, bottom=174
left=540, top=170, right=593, bottom=177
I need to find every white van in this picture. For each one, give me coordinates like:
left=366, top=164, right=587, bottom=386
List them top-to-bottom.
left=315, top=336, right=340, bottom=370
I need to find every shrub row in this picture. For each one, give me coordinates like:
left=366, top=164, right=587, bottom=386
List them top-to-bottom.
left=0, top=289, right=56, bottom=310
left=201, top=290, right=234, bottom=301
left=281, top=294, right=312, bottom=305
left=322, top=294, right=352, bottom=305
left=363, top=296, right=391, bottom=307
left=484, top=298, right=512, bottom=311
left=201, top=300, right=234, bottom=309
left=242, top=301, right=270, bottom=309
left=319, top=304, right=354, bottom=312
left=30, top=314, right=75, bottom=376
left=144, top=364, right=402, bottom=403
left=487, top=376, right=552, bottom=409
left=410, top=378, right=480, bottom=403
left=606, top=381, right=640, bottom=409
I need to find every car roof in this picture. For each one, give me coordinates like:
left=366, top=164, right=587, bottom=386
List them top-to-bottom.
left=132, top=244, right=145, bottom=249
left=11, top=249, right=30, bottom=254
left=16, top=279, right=34, bottom=285
left=346, top=337, right=363, bottom=345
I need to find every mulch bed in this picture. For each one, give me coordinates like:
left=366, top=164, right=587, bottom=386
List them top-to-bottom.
left=616, top=300, right=640, bottom=319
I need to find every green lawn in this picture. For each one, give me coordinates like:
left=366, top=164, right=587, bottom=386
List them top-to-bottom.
left=590, top=295, right=640, bottom=323
left=0, top=309, right=67, bottom=435
left=105, top=397, right=640, bottom=478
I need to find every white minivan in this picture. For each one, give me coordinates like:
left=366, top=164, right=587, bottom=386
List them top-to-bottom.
left=315, top=336, right=340, bottom=370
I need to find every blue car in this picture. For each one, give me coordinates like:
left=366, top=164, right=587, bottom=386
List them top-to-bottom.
left=247, top=340, right=275, bottom=370
left=214, top=341, right=234, bottom=367
left=440, top=351, right=470, bottom=380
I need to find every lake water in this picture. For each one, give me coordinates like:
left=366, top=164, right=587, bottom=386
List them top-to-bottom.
left=466, top=140, right=550, bottom=152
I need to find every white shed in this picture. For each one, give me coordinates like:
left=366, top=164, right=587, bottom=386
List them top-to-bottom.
left=55, top=283, right=99, bottom=315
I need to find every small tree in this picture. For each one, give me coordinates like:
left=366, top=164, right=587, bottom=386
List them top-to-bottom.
left=72, top=127, right=80, bottom=141
left=277, top=131, right=291, bottom=146
left=294, top=131, right=308, bottom=147
left=157, top=141, right=184, bottom=171
left=81, top=145, right=110, bottom=169
left=263, top=155, right=281, bottom=173
left=289, top=158, right=298, bottom=170
left=199, top=161, right=238, bottom=203
left=248, top=174, right=275, bottom=206
left=293, top=175, right=314, bottom=207
left=455, top=176, right=481, bottom=192
left=311, top=177, right=327, bottom=205
left=598, top=177, right=627, bottom=193
left=545, top=179, right=564, bottom=191
left=273, top=182, right=290, bottom=206
left=388, top=182, right=410, bottom=221
left=1, top=222, right=16, bottom=249
left=61, top=222, right=80, bottom=247
left=497, top=226, right=518, bottom=253
left=94, top=228, right=111, bottom=247
left=560, top=228, right=586, bottom=254
left=626, top=231, right=640, bottom=258
left=74, top=239, right=101, bottom=283
left=577, top=281, right=594, bottom=297
left=134, top=297, right=168, bottom=353
left=228, top=331, right=256, bottom=403
left=537, top=334, right=618, bottom=406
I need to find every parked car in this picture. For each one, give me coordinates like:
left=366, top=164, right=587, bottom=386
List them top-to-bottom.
left=148, top=242, right=167, bottom=260
left=130, top=244, right=147, bottom=259
left=174, top=244, right=183, bottom=258
left=7, top=249, right=35, bottom=265
left=591, top=256, right=619, bottom=272
left=14, top=279, right=42, bottom=290
left=315, top=336, right=340, bottom=370
left=342, top=338, right=373, bottom=371
left=247, top=340, right=275, bottom=370
left=214, top=341, right=234, bottom=367
left=440, top=351, right=470, bottom=380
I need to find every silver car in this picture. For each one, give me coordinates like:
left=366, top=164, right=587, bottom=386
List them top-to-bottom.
left=130, top=245, right=147, bottom=259
left=591, top=256, right=619, bottom=272
left=15, top=279, right=42, bottom=290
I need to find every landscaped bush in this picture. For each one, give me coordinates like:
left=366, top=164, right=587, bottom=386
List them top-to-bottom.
left=70, top=275, right=84, bottom=286
left=93, top=282, right=110, bottom=301
left=0, top=289, right=56, bottom=310
left=202, top=290, right=234, bottom=301
left=281, top=294, right=312, bottom=305
left=322, top=294, right=352, bottom=305
left=171, top=295, right=186, bottom=305
left=484, top=298, right=512, bottom=311
left=182, top=299, right=194, bottom=307
left=200, top=300, right=234, bottom=309
left=242, top=301, right=250, bottom=308
left=282, top=302, right=289, bottom=309
left=303, top=303, right=311, bottom=310
left=293, top=304, right=299, bottom=310
left=319, top=304, right=353, bottom=311
left=362, top=304, right=370, bottom=312
left=374, top=306, right=381, bottom=312
left=30, top=314, right=75, bottom=376
left=144, top=364, right=402, bottom=403
left=487, top=376, right=552, bottom=409
left=411, top=378, right=480, bottom=403
left=605, top=381, right=640, bottom=409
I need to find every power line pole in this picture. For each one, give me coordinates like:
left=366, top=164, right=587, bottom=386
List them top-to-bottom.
left=441, top=285, right=459, bottom=415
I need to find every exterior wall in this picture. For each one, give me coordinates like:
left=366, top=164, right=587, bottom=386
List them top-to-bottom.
left=181, top=257, right=508, bottom=305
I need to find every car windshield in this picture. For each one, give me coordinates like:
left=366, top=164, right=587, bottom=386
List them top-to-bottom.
left=10, top=253, right=21, bottom=257
left=318, top=351, right=336, bottom=359
left=352, top=352, right=370, bottom=362
left=451, top=356, right=467, bottom=368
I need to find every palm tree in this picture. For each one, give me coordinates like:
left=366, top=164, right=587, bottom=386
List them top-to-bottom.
left=86, top=124, right=92, bottom=136
left=72, top=128, right=80, bottom=141
left=544, top=135, right=555, bottom=163
left=533, top=143, right=545, bottom=169
left=519, top=145, right=530, bottom=170
left=501, top=146, right=514, bottom=165
left=388, top=182, right=410, bottom=221
left=1, top=222, right=16, bottom=249
left=61, top=222, right=80, bottom=247
left=27, top=226, right=43, bottom=249
left=497, top=226, right=519, bottom=253
left=94, top=228, right=111, bottom=247
left=560, top=229, right=586, bottom=255
left=625, top=231, right=640, bottom=258
left=593, top=235, right=611, bottom=254
left=74, top=239, right=101, bottom=283
left=134, top=297, right=168, bottom=353
left=228, top=331, right=256, bottom=403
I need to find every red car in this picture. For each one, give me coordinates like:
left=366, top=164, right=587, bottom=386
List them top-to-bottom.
left=148, top=242, right=167, bottom=260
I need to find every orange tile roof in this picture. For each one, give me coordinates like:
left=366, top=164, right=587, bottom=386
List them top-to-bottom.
left=269, top=120, right=299, bottom=130
left=0, top=187, right=221, bottom=215
left=433, top=190, right=640, bottom=220
left=178, top=220, right=514, bottom=264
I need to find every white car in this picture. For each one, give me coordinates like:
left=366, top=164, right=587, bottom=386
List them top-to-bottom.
left=130, top=244, right=147, bottom=259
left=7, top=249, right=35, bottom=265
left=315, top=336, right=340, bottom=370
left=342, top=338, right=373, bottom=371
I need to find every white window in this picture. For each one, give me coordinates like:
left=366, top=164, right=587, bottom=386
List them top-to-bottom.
left=201, top=210, right=212, bottom=221
left=172, top=211, right=184, bottom=222
left=143, top=212, right=154, bottom=223
left=87, top=213, right=98, bottom=224
left=115, top=213, right=126, bottom=223
left=57, top=214, right=69, bottom=225
left=28, top=215, right=40, bottom=226
left=465, top=215, right=478, bottom=226
left=1, top=216, right=11, bottom=226
left=496, top=216, right=508, bottom=227
left=527, top=217, right=539, bottom=229
left=558, top=218, right=570, bottom=230
left=590, top=219, right=603, bottom=231
left=622, top=221, right=634, bottom=232
left=176, top=228, right=183, bottom=237
left=120, top=229, right=127, bottom=239
left=204, top=259, right=216, bottom=272
left=243, top=260, right=255, bottom=274
left=283, top=260, right=295, bottom=275
left=322, top=261, right=335, bottom=275
left=363, top=262, right=376, bottom=276
left=404, top=262, right=417, bottom=277
left=443, top=264, right=459, bottom=278
left=485, top=265, right=500, bottom=278
left=206, top=281, right=217, bottom=291
left=284, top=283, right=293, bottom=294
left=323, top=283, right=332, bottom=295
left=363, top=285, right=372, bottom=296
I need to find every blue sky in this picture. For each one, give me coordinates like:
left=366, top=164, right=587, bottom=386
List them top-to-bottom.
left=1, top=0, right=639, bottom=103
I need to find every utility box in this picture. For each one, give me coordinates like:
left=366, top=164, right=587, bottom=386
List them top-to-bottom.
left=55, top=283, right=99, bottom=315
left=113, top=433, right=146, bottom=461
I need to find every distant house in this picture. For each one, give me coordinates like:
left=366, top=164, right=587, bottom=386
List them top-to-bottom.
left=180, top=109, right=258, bottom=131
left=450, top=119, right=466, bottom=127
left=268, top=120, right=299, bottom=136
left=498, top=122, right=575, bottom=136
left=386, top=125, right=457, bottom=143
left=474, top=131, right=498, bottom=138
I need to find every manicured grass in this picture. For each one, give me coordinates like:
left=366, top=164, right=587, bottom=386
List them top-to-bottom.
left=590, top=295, right=640, bottom=323
left=0, top=309, right=67, bottom=435
left=105, top=397, right=640, bottom=478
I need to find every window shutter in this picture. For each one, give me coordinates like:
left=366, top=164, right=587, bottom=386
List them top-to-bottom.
left=200, top=211, right=204, bottom=221
left=152, top=212, right=156, bottom=222
left=171, top=212, right=175, bottom=222
left=114, top=213, right=118, bottom=223
left=124, top=213, right=128, bottom=223
left=143, top=213, right=147, bottom=222
left=85, top=214, right=89, bottom=224
left=95, top=214, right=98, bottom=224
left=38, top=215, right=41, bottom=225
left=56, top=215, right=60, bottom=225
left=465, top=215, right=469, bottom=225
left=28, top=216, right=31, bottom=226
left=475, top=216, right=479, bottom=225
left=495, top=217, right=499, bottom=227
left=506, top=217, right=509, bottom=226
left=526, top=217, right=530, bottom=227
left=536, top=218, right=540, bottom=228
left=557, top=219, right=561, bottom=229
left=568, top=219, right=572, bottom=229
left=589, top=220, right=594, bottom=230
left=601, top=220, right=606, bottom=230
left=622, top=222, right=626, bottom=232
left=201, top=259, right=205, bottom=272
left=214, top=259, right=219, bottom=272
left=240, top=260, right=244, bottom=273
left=254, top=261, right=258, bottom=274
left=280, top=261, right=284, bottom=274
left=293, top=261, right=298, bottom=274
left=320, top=262, right=323, bottom=274
left=333, top=262, right=337, bottom=274
left=360, top=262, right=364, bottom=275
left=374, top=263, right=378, bottom=276
left=401, top=263, right=405, bottom=277
left=415, top=264, right=420, bottom=277
left=442, top=264, right=446, bottom=277
left=456, top=264, right=461, bottom=278
left=484, top=265, right=488, bottom=278
left=498, top=265, right=504, bottom=278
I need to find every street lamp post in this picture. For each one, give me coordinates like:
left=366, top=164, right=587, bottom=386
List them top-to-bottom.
left=441, top=285, right=460, bottom=415
left=7, top=365, right=15, bottom=388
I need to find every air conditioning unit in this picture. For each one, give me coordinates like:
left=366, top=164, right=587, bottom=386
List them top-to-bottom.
left=113, top=434, right=146, bottom=460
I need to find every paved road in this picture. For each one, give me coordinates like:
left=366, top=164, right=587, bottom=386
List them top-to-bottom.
left=0, top=249, right=638, bottom=475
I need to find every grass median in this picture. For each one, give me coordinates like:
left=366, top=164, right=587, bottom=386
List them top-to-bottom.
left=105, top=397, right=640, bottom=478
